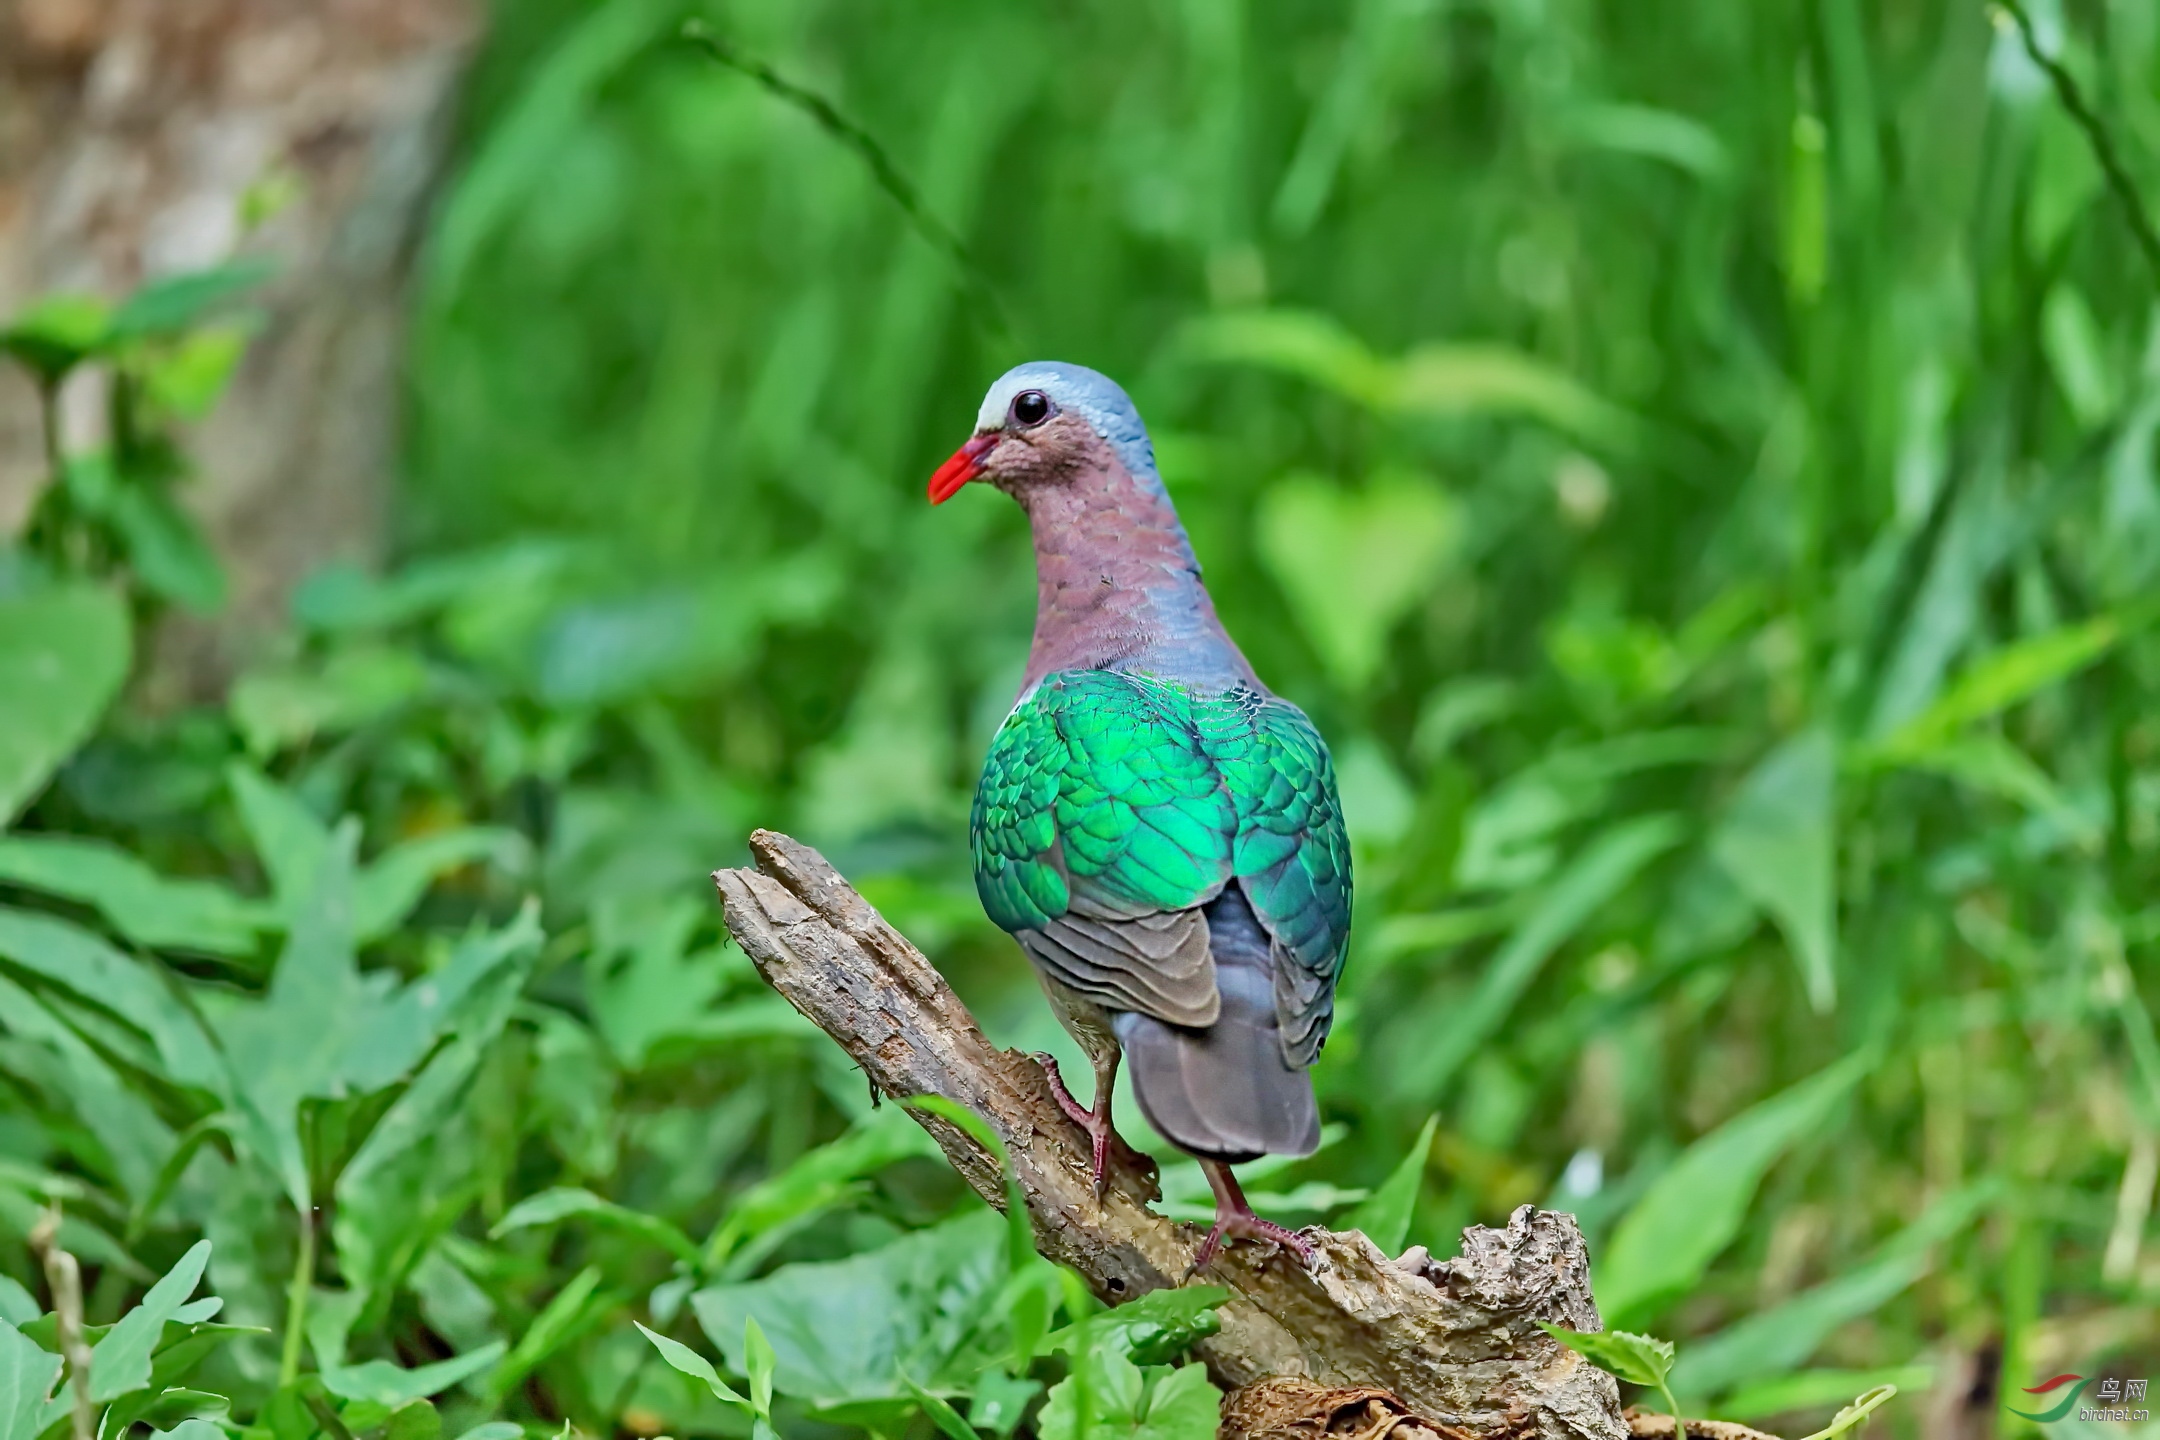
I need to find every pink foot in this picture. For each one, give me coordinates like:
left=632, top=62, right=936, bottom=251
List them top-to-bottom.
left=1034, top=1052, right=1118, bottom=1196
left=1191, top=1159, right=1314, bottom=1271
left=1192, top=1212, right=1314, bottom=1270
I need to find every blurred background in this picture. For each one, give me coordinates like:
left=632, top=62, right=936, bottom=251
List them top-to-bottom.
left=1, top=1, right=2158, bottom=1438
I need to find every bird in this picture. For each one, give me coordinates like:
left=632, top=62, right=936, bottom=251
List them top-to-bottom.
left=927, top=360, right=1352, bottom=1268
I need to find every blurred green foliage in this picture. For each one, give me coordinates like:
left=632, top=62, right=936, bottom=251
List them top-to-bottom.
left=5, top=0, right=2160, bottom=1437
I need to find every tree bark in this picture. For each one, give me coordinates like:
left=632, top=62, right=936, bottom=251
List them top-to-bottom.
left=0, top=0, right=477, bottom=691
left=713, top=829, right=1631, bottom=1440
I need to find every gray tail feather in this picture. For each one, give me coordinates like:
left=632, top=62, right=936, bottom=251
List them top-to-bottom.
left=1112, top=886, right=1320, bottom=1163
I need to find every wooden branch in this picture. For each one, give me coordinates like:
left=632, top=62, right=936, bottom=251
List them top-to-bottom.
left=714, top=831, right=1628, bottom=1440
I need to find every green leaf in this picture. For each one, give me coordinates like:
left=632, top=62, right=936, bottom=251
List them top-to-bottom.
left=428, top=0, right=690, bottom=295
left=1784, top=113, right=1827, bottom=303
left=107, top=261, right=272, bottom=340
left=2041, top=284, right=2115, bottom=426
left=0, top=293, right=112, bottom=383
left=1181, top=309, right=1638, bottom=449
left=143, top=324, right=251, bottom=419
left=1255, top=472, right=1459, bottom=691
left=108, top=485, right=226, bottom=613
left=0, top=582, right=131, bottom=825
left=1870, top=614, right=2123, bottom=762
left=229, top=646, right=431, bottom=759
left=1708, top=728, right=1838, bottom=1012
left=230, top=760, right=519, bottom=943
left=225, top=764, right=333, bottom=917
left=1412, top=814, right=1685, bottom=1096
left=215, top=827, right=538, bottom=1208
left=353, top=827, right=524, bottom=944
left=212, top=828, right=361, bottom=1208
left=0, top=836, right=270, bottom=956
left=0, top=906, right=227, bottom=1087
left=330, top=911, right=541, bottom=1295
left=0, top=974, right=177, bottom=1200
left=1597, top=1052, right=1871, bottom=1326
left=904, top=1096, right=1035, bottom=1272
left=703, top=1102, right=940, bottom=1270
left=1346, top=1114, right=1436, bottom=1256
left=1671, top=1181, right=1994, bottom=1396
left=492, top=1189, right=701, bottom=1269
left=692, top=1209, right=1012, bottom=1409
left=89, top=1239, right=211, bottom=1402
left=487, top=1267, right=605, bottom=1402
left=0, top=1280, right=34, bottom=1328
left=1041, top=1287, right=1230, bottom=1369
left=743, top=1316, right=775, bottom=1420
left=0, top=1318, right=63, bottom=1440
left=636, top=1322, right=746, bottom=1407
left=1538, top=1324, right=1674, bottom=1387
left=1039, top=1333, right=1220, bottom=1440
left=322, top=1343, right=508, bottom=1405
left=1133, top=1363, right=1224, bottom=1440
left=967, top=1367, right=1044, bottom=1438
left=901, top=1369, right=979, bottom=1440
left=1796, top=1385, right=1901, bottom=1440
left=384, top=1398, right=444, bottom=1440
left=148, top=1420, right=226, bottom=1440
left=451, top=1425, right=524, bottom=1440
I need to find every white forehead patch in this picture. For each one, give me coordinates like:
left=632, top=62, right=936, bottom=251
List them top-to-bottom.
left=975, top=371, right=1034, bottom=431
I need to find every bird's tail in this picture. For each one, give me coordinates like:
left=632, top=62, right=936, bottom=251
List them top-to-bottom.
left=1112, top=885, right=1320, bottom=1163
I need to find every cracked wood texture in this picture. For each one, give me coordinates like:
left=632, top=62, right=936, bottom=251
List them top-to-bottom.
left=713, top=830, right=1628, bottom=1440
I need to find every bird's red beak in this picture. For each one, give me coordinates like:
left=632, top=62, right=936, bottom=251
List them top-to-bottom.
left=928, top=433, right=997, bottom=505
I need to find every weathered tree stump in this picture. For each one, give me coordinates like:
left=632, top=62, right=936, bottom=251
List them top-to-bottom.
left=714, top=830, right=1630, bottom=1440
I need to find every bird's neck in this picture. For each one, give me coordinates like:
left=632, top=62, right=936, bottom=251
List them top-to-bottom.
left=1014, top=452, right=1257, bottom=693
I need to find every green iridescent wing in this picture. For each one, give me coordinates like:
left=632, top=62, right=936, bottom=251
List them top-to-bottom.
left=970, top=669, right=1352, bottom=1055
left=1194, top=687, right=1353, bottom=1062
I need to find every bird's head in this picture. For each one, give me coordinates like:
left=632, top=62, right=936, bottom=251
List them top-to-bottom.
left=927, top=361, right=1164, bottom=506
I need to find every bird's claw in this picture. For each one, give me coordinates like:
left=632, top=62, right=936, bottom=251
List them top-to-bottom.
left=1034, top=1052, right=1115, bottom=1196
left=1189, top=1213, right=1315, bottom=1273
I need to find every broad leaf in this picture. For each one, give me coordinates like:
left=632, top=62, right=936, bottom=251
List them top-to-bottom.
left=107, top=261, right=271, bottom=340
left=0, top=293, right=111, bottom=382
left=1256, top=472, right=1458, bottom=692
left=0, top=583, right=131, bottom=825
left=1709, top=728, right=1838, bottom=1011
left=0, top=837, right=269, bottom=957
left=0, top=906, right=226, bottom=1088
left=1597, top=1052, right=1870, bottom=1325
left=704, top=1103, right=941, bottom=1270
left=492, top=1188, right=700, bottom=1268
left=693, top=1209, right=1012, bottom=1408
left=89, top=1240, right=211, bottom=1402
left=1041, top=1288, right=1230, bottom=1368
left=0, top=1318, right=62, bottom=1440
left=636, top=1322, right=747, bottom=1406
left=1539, top=1324, right=1674, bottom=1387
left=1038, top=1333, right=1219, bottom=1440
left=322, top=1344, right=507, bottom=1406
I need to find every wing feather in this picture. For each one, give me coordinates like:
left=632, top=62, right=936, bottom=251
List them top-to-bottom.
left=971, top=669, right=1350, bottom=1055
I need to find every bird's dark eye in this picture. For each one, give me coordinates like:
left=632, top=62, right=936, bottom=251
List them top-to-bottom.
left=1011, top=390, right=1053, bottom=428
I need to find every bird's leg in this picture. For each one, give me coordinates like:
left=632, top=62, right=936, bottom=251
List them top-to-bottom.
left=1033, top=1050, right=1123, bottom=1196
left=1192, top=1159, right=1313, bottom=1270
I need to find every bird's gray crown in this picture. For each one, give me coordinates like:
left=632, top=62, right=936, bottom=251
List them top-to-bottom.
left=975, top=361, right=1167, bottom=499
